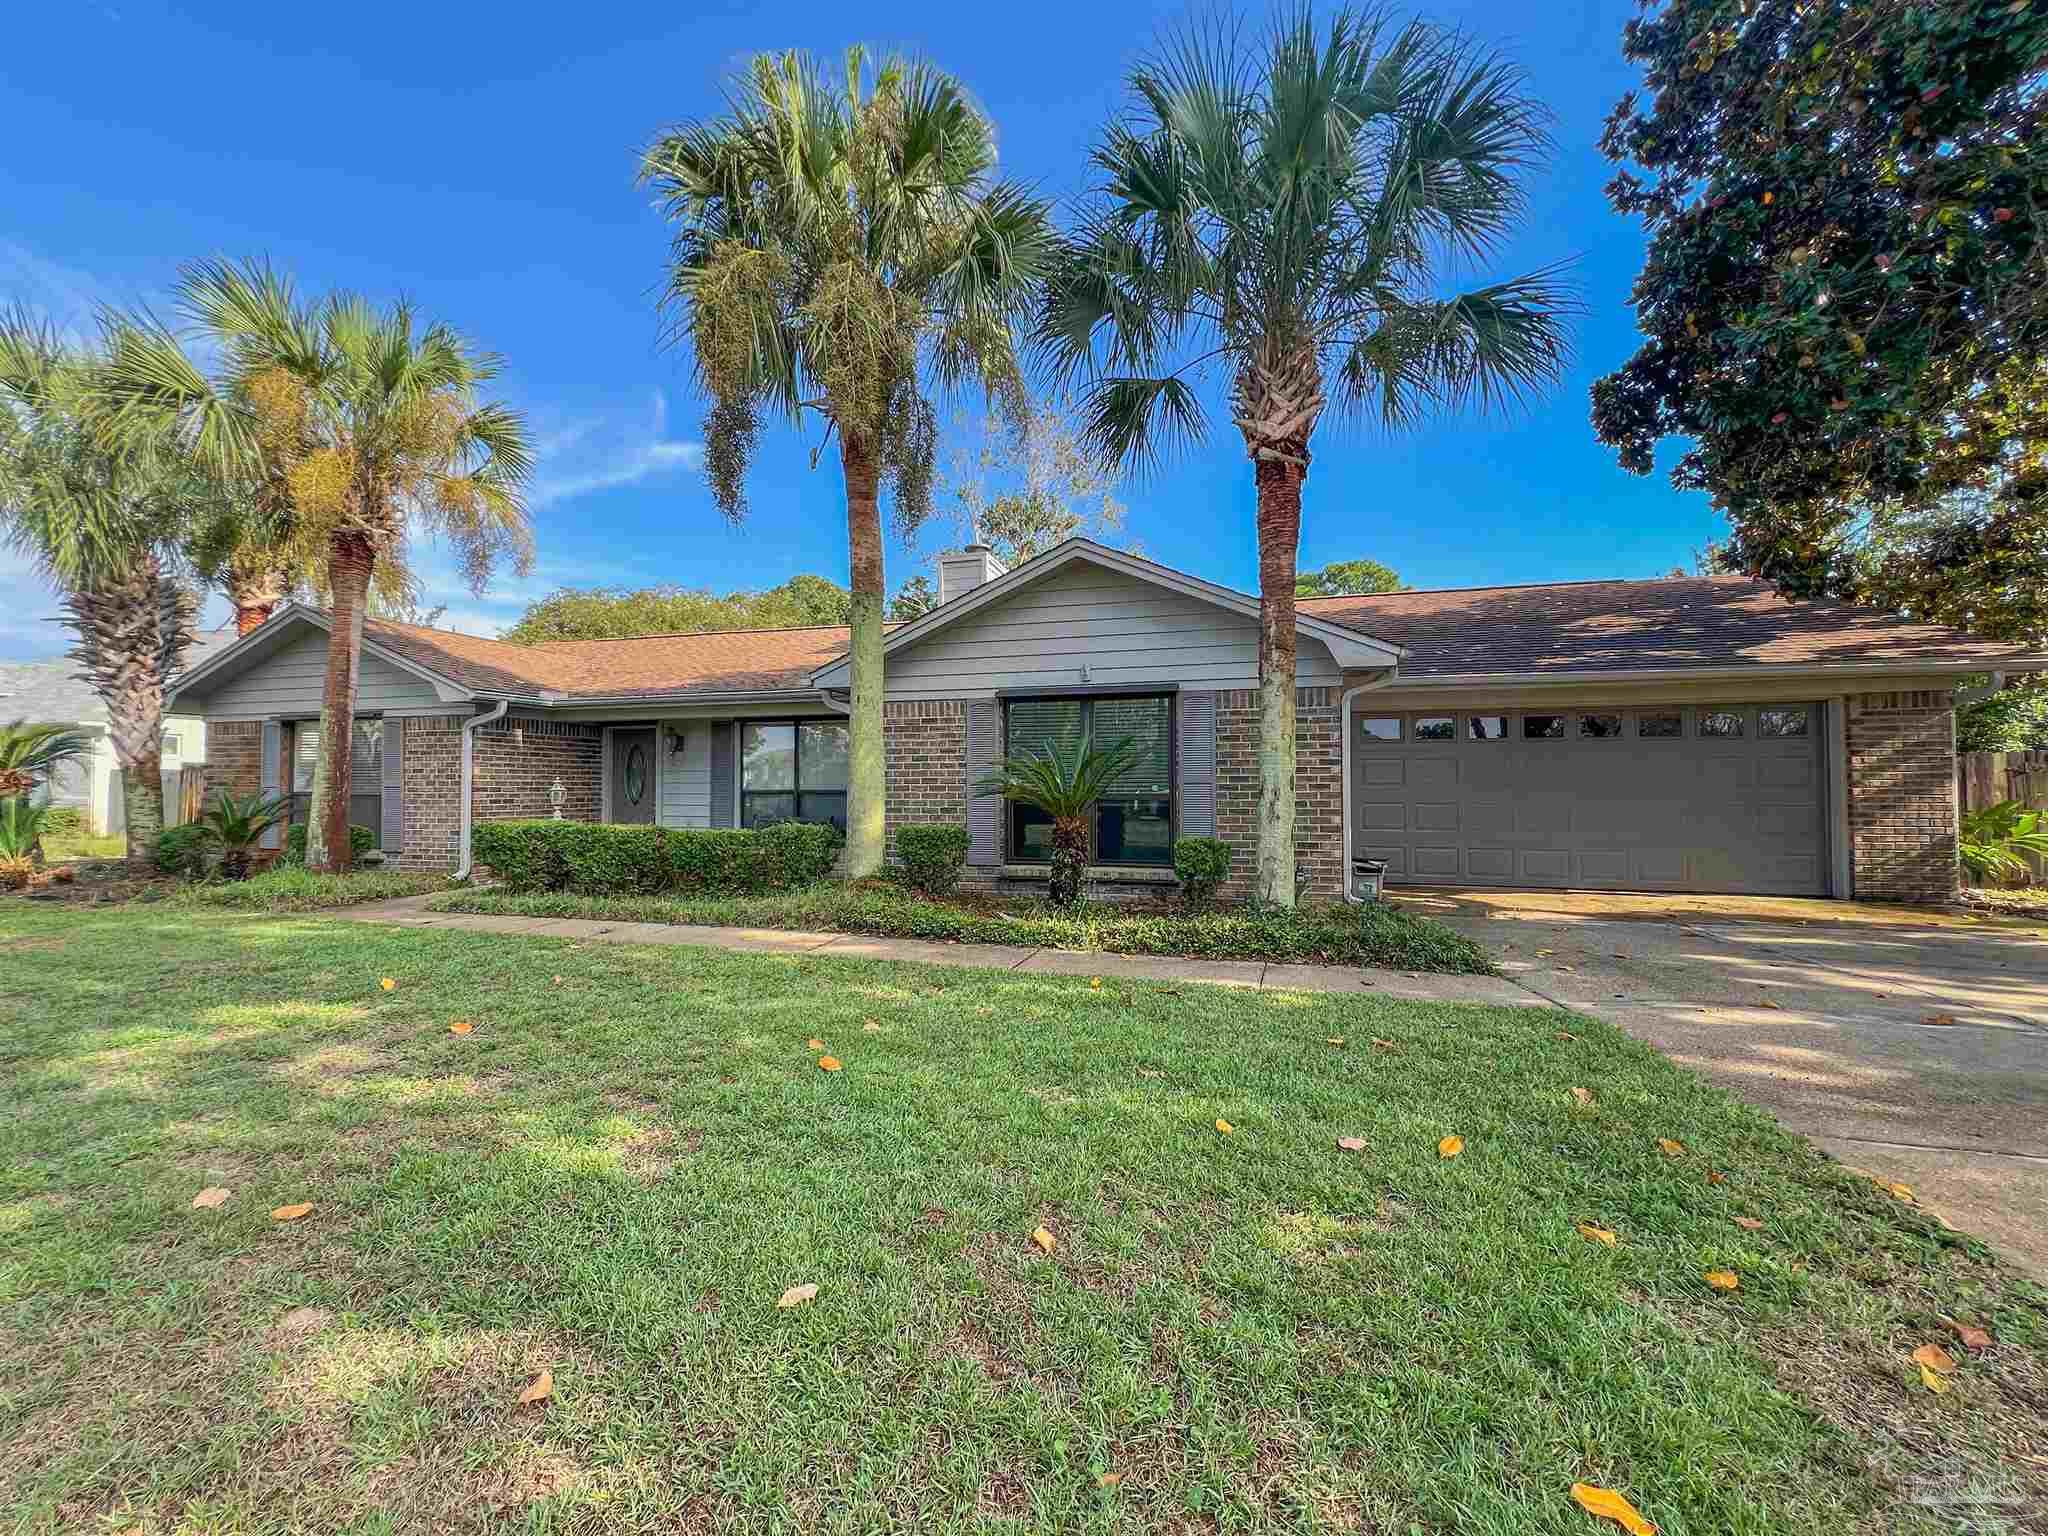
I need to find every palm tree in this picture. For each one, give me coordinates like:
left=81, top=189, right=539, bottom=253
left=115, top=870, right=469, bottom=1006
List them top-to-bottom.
left=1041, top=8, right=1573, bottom=905
left=638, top=46, right=1053, bottom=879
left=95, top=261, right=535, bottom=872
left=0, top=314, right=206, bottom=866
left=0, top=719, right=92, bottom=799
left=975, top=733, right=1140, bottom=907
left=196, top=789, right=293, bottom=881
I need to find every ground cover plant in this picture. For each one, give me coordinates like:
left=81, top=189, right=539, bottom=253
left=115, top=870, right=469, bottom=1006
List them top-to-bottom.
left=429, top=878, right=1496, bottom=975
left=3, top=905, right=2042, bottom=1533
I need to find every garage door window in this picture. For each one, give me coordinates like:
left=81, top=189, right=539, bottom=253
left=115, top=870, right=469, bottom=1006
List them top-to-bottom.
left=1759, top=706, right=1809, bottom=738
left=1700, top=709, right=1746, bottom=738
left=1638, top=711, right=1684, bottom=738
left=1578, top=713, right=1624, bottom=739
left=1523, top=714, right=1568, bottom=740
left=1468, top=715, right=1507, bottom=740
left=1359, top=716, right=1401, bottom=741
left=1413, top=716, right=1455, bottom=740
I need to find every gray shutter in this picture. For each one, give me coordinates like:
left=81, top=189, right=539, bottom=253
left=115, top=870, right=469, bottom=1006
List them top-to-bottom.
left=1177, top=690, right=1217, bottom=838
left=965, top=700, right=1001, bottom=866
left=380, top=718, right=404, bottom=853
left=260, top=719, right=284, bottom=849
left=710, top=721, right=735, bottom=828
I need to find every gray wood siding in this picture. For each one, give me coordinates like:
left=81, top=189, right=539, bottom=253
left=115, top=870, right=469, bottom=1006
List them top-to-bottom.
left=879, top=562, right=1341, bottom=699
left=194, top=631, right=449, bottom=716
left=657, top=720, right=713, bottom=829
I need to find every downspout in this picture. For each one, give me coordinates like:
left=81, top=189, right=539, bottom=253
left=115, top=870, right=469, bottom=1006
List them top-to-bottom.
left=1339, top=670, right=1399, bottom=904
left=1952, top=671, right=2005, bottom=708
left=817, top=688, right=852, bottom=715
left=454, top=699, right=510, bottom=880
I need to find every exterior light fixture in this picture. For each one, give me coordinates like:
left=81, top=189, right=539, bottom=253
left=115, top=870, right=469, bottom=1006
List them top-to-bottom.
left=665, top=725, right=687, bottom=758
left=547, top=777, right=567, bottom=819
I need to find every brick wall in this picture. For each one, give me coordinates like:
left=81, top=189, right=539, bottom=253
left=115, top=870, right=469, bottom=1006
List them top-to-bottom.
left=1215, top=686, right=1343, bottom=902
left=1848, top=689, right=1959, bottom=904
left=882, top=700, right=966, bottom=861
left=399, top=716, right=466, bottom=871
left=473, top=716, right=602, bottom=825
left=203, top=719, right=264, bottom=804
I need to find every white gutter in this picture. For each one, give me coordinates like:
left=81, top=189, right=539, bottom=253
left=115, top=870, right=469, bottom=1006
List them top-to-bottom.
left=1339, top=670, right=1399, bottom=904
left=453, top=699, right=510, bottom=880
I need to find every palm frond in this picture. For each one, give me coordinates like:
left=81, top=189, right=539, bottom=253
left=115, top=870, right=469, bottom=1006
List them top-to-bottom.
left=974, top=732, right=1142, bottom=818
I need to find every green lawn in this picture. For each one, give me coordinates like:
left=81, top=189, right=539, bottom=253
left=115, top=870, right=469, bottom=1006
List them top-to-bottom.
left=40, top=828, right=125, bottom=860
left=429, top=878, right=1497, bottom=974
left=2, top=904, right=2042, bottom=1535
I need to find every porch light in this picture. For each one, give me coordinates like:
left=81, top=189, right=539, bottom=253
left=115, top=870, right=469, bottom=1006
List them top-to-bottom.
left=664, top=725, right=687, bottom=758
left=547, top=777, right=567, bottom=819
left=1350, top=858, right=1388, bottom=903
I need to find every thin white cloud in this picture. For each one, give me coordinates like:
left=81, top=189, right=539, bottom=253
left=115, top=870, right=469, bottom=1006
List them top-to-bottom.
left=526, top=388, right=701, bottom=510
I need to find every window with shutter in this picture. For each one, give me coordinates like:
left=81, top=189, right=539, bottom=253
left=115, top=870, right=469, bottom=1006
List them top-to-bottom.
left=1003, top=694, right=1173, bottom=866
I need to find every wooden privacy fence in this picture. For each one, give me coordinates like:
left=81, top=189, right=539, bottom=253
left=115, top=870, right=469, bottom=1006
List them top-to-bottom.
left=1957, top=750, right=2048, bottom=883
left=107, top=765, right=208, bottom=835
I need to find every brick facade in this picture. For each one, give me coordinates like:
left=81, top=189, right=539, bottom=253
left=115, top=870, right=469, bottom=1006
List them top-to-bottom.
left=1215, top=686, right=1343, bottom=902
left=1847, top=689, right=1959, bottom=904
left=881, top=700, right=966, bottom=860
left=395, top=714, right=603, bottom=872
left=203, top=719, right=264, bottom=804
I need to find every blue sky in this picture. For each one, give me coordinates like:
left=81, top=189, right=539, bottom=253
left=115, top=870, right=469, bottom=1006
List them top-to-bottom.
left=0, top=0, right=1711, bottom=659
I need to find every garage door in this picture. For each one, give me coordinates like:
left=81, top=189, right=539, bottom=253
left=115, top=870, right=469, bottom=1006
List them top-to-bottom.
left=1353, top=703, right=1826, bottom=895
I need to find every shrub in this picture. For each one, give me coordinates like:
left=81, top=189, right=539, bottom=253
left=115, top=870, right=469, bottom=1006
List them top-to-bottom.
left=471, top=819, right=841, bottom=895
left=152, top=822, right=212, bottom=877
left=281, top=823, right=376, bottom=866
left=895, top=823, right=968, bottom=897
left=1173, top=836, right=1234, bottom=905
left=176, top=867, right=451, bottom=912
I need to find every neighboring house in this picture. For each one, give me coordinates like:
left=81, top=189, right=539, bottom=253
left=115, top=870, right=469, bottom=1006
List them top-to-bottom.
left=165, top=540, right=2048, bottom=904
left=0, top=627, right=232, bottom=834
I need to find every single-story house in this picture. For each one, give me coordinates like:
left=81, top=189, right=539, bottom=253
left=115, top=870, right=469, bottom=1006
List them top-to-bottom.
left=165, top=539, right=2048, bottom=904
left=1, top=628, right=231, bottom=834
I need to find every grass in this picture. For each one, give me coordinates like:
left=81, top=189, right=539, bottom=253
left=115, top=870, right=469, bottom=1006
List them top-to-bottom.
left=40, top=829, right=125, bottom=860
left=173, top=866, right=454, bottom=913
left=430, top=879, right=1497, bottom=975
left=2, top=907, right=2043, bottom=1534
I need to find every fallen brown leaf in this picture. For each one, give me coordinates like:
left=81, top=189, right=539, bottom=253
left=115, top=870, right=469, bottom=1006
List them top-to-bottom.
left=551, top=974, right=562, bottom=985
left=378, top=977, right=396, bottom=992
left=1757, top=998, right=1782, bottom=1010
left=1922, top=1013, right=1957, bottom=1027
left=448, top=1021, right=473, bottom=1036
left=862, top=1022, right=882, bottom=1033
left=1555, top=1030, right=1580, bottom=1042
left=1325, top=1036, right=1346, bottom=1046
left=1371, top=1036, right=1397, bottom=1049
left=805, top=1037, right=825, bottom=1051
left=817, top=1056, right=842, bottom=1072
left=1569, top=1087, right=1594, bottom=1108
left=1215, top=1119, right=1234, bottom=1135
left=1438, top=1134, right=1464, bottom=1159
left=1337, top=1136, right=1367, bottom=1152
left=1657, top=1138, right=1684, bottom=1157
left=1706, top=1170, right=1727, bottom=1185
left=190, top=1186, right=231, bottom=1210
left=270, top=1203, right=313, bottom=1222
left=1733, top=1216, right=1764, bottom=1231
left=1577, top=1222, right=1618, bottom=1246
left=1031, top=1226, right=1057, bottom=1255
left=1704, top=1269, right=1740, bottom=1292
left=776, top=1283, right=818, bottom=1309
left=1947, top=1319, right=1994, bottom=1350
left=1911, top=1343, right=1957, bottom=1375
left=1920, top=1364, right=1950, bottom=1394
left=519, top=1369, right=553, bottom=1405
left=1096, top=1472, right=1123, bottom=1489
left=1571, top=1483, right=1657, bottom=1536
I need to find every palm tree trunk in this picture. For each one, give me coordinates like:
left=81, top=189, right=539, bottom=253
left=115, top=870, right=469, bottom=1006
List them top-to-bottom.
left=841, top=434, right=886, bottom=880
left=1253, top=454, right=1304, bottom=908
left=307, top=531, right=374, bottom=874
left=59, top=555, right=194, bottom=870
left=227, top=556, right=286, bottom=636
left=1050, top=814, right=1089, bottom=907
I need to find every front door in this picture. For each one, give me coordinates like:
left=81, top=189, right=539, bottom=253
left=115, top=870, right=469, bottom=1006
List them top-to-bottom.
left=610, top=729, right=657, bottom=825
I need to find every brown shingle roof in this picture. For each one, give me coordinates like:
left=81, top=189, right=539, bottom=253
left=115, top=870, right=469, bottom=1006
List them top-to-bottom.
left=1302, top=574, right=2044, bottom=679
left=363, top=617, right=860, bottom=699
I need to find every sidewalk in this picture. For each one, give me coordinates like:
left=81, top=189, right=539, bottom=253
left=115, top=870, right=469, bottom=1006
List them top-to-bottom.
left=335, top=894, right=1552, bottom=1008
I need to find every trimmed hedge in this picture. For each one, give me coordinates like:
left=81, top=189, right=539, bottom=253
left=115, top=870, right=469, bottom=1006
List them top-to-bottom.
left=472, top=818, right=841, bottom=895
left=896, top=823, right=968, bottom=897
left=1172, top=836, right=1233, bottom=905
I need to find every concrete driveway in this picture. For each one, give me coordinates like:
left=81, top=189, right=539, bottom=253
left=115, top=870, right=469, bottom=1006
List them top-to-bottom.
left=1397, top=889, right=2048, bottom=1274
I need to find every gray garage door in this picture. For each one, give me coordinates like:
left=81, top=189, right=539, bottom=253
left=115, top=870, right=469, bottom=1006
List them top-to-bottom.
left=1353, top=703, right=1826, bottom=895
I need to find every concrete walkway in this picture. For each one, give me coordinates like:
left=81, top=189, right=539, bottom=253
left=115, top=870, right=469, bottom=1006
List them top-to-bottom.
left=335, top=894, right=1551, bottom=1008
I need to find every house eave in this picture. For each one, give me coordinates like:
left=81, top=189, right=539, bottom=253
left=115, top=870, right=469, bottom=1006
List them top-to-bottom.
left=1374, top=657, right=2048, bottom=690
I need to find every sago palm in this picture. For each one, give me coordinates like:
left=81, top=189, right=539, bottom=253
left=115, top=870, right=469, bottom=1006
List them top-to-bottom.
left=1041, top=7, right=1573, bottom=905
left=638, top=46, right=1053, bottom=878
left=96, top=261, right=534, bottom=872
left=0, top=313, right=206, bottom=866
left=0, top=719, right=92, bottom=799
left=975, top=733, right=1140, bottom=907
left=197, top=789, right=293, bottom=881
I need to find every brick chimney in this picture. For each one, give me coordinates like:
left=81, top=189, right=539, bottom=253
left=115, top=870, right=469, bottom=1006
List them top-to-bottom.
left=937, top=542, right=1007, bottom=606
